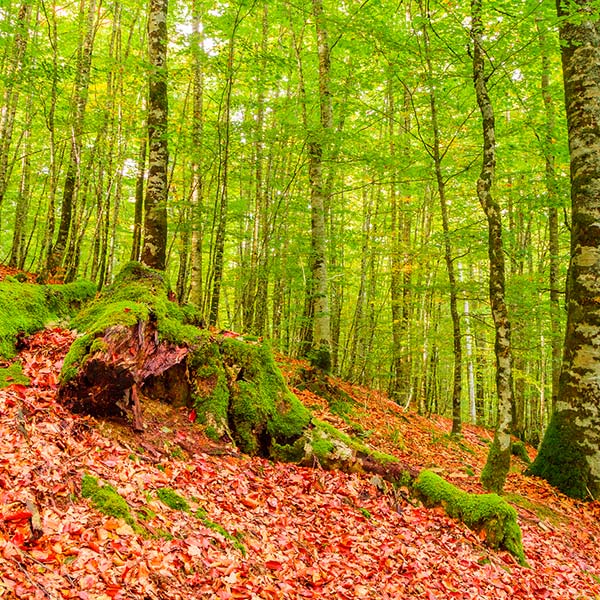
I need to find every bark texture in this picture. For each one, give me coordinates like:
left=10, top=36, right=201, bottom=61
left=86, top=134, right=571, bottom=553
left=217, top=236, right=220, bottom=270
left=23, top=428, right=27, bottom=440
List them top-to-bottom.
left=141, top=0, right=169, bottom=271
left=529, top=0, right=600, bottom=500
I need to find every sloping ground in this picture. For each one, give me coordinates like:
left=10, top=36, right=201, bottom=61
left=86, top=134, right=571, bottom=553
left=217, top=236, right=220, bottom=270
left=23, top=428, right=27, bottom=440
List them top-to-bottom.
left=1, top=325, right=599, bottom=597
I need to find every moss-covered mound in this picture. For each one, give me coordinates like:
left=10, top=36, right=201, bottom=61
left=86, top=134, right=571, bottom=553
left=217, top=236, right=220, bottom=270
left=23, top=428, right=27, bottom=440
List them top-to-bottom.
left=61, top=262, right=201, bottom=383
left=55, top=263, right=407, bottom=483
left=0, top=278, right=96, bottom=359
left=191, top=336, right=312, bottom=456
left=414, top=470, right=526, bottom=565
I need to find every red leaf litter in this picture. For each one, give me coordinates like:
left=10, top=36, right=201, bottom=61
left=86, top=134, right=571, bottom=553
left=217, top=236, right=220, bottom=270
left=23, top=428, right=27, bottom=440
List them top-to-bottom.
left=0, top=325, right=599, bottom=599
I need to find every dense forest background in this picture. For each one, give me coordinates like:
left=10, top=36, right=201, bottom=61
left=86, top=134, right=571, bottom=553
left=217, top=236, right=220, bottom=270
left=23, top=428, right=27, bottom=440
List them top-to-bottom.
left=0, top=0, right=568, bottom=444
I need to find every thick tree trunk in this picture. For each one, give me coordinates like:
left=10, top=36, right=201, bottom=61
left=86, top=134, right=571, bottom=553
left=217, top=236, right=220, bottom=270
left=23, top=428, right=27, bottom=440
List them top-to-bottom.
left=141, top=0, right=169, bottom=271
left=471, top=0, right=514, bottom=494
left=529, top=0, right=600, bottom=500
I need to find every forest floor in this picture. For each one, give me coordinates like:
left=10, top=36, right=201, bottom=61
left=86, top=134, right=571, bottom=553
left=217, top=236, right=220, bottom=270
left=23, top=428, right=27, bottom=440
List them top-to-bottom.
left=1, top=269, right=600, bottom=599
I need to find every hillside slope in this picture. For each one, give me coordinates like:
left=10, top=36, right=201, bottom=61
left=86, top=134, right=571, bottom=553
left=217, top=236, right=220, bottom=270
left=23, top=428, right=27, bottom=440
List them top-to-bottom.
left=1, top=323, right=600, bottom=599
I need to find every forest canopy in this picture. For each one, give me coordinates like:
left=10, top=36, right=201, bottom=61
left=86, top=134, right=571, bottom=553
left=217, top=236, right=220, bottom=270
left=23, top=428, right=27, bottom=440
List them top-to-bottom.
left=0, top=0, right=570, bottom=447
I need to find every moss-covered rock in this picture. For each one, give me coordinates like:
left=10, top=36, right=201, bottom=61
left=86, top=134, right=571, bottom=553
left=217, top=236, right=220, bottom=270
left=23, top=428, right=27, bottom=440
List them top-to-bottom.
left=0, top=278, right=96, bottom=359
left=414, top=470, right=527, bottom=566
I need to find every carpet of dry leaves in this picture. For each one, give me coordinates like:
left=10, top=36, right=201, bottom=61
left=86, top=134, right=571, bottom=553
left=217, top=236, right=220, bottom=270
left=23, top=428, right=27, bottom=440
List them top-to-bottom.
left=1, top=271, right=599, bottom=599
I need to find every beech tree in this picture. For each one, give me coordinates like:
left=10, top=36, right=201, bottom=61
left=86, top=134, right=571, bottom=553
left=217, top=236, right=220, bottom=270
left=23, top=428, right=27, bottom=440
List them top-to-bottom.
left=141, top=0, right=169, bottom=271
left=471, top=0, right=514, bottom=493
left=529, top=0, right=600, bottom=500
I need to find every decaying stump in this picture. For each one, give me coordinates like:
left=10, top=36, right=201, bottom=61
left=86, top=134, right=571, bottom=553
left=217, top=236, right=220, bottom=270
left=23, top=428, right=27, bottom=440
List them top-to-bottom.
left=56, top=262, right=412, bottom=485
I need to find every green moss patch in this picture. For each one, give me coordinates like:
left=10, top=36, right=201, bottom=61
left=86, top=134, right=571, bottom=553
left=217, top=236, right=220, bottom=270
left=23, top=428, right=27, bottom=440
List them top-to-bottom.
left=62, top=262, right=201, bottom=383
left=0, top=279, right=96, bottom=359
left=191, top=337, right=311, bottom=456
left=0, top=362, right=30, bottom=389
left=527, top=411, right=593, bottom=500
left=511, top=441, right=531, bottom=465
left=415, top=470, right=527, bottom=566
left=81, top=474, right=142, bottom=533
left=157, top=487, right=190, bottom=512
left=156, top=488, right=245, bottom=554
left=503, top=493, right=568, bottom=526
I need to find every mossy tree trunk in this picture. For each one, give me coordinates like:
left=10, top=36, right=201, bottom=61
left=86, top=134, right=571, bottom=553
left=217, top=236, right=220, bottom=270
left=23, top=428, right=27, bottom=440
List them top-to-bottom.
left=529, top=0, right=600, bottom=500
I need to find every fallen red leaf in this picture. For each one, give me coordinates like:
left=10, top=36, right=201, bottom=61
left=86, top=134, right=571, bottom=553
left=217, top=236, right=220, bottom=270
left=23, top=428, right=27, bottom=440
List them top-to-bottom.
left=2, top=511, right=33, bottom=522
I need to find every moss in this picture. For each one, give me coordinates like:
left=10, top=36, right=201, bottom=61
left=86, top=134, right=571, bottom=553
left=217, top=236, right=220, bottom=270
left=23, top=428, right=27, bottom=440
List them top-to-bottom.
left=61, top=262, right=203, bottom=384
left=70, top=262, right=200, bottom=347
left=0, top=279, right=95, bottom=359
left=189, top=335, right=232, bottom=438
left=196, top=337, right=310, bottom=456
left=0, top=362, right=30, bottom=389
left=527, top=412, right=591, bottom=500
left=311, top=418, right=399, bottom=464
left=480, top=437, right=511, bottom=494
left=511, top=441, right=531, bottom=465
left=415, top=470, right=527, bottom=566
left=81, top=474, right=141, bottom=532
left=157, top=487, right=190, bottom=512
left=503, top=493, right=567, bottom=526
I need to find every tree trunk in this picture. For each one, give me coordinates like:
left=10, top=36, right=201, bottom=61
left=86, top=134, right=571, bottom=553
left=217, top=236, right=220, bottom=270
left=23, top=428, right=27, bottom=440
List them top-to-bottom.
left=141, top=0, right=169, bottom=271
left=189, top=0, right=205, bottom=311
left=306, top=0, right=333, bottom=371
left=471, top=0, right=514, bottom=494
left=529, top=0, right=600, bottom=500
left=537, top=16, right=562, bottom=413
left=131, top=134, right=147, bottom=263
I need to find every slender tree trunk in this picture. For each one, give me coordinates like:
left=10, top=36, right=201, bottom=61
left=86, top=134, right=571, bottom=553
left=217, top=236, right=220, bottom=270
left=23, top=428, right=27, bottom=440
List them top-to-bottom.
left=141, top=0, right=169, bottom=271
left=189, top=0, right=205, bottom=311
left=305, top=0, right=333, bottom=371
left=471, top=0, right=514, bottom=494
left=529, top=0, right=600, bottom=500
left=39, top=2, right=60, bottom=279
left=208, top=9, right=239, bottom=326
left=420, top=11, right=462, bottom=435
left=537, top=16, right=562, bottom=413
left=388, top=73, right=412, bottom=404
left=9, top=107, right=32, bottom=269
left=131, top=133, right=147, bottom=262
